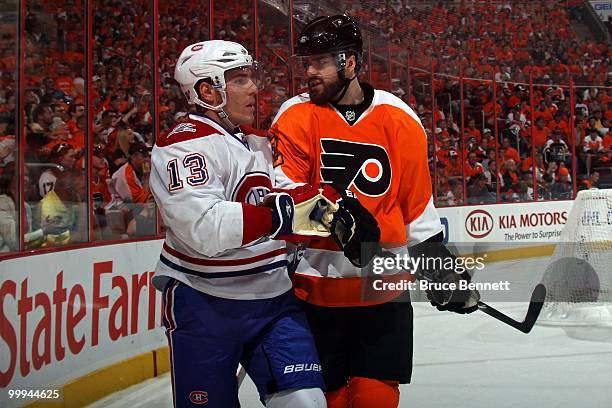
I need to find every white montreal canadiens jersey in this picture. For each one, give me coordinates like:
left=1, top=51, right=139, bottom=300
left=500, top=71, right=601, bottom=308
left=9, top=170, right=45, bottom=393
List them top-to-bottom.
left=150, top=114, right=290, bottom=300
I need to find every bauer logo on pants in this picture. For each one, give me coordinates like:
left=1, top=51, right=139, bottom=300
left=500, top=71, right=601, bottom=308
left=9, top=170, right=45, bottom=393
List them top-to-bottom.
left=320, top=139, right=391, bottom=197
left=283, top=363, right=322, bottom=374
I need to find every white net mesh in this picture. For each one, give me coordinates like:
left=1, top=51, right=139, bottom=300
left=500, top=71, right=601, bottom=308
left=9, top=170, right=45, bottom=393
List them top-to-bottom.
left=539, top=189, right=612, bottom=328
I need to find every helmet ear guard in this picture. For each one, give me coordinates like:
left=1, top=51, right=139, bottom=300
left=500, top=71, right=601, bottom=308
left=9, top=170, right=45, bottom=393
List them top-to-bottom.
left=334, top=52, right=361, bottom=81
left=192, top=78, right=229, bottom=112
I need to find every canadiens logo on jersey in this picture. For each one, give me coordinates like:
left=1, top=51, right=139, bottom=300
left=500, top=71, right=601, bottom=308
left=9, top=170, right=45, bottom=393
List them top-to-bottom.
left=320, top=138, right=391, bottom=197
left=231, top=172, right=272, bottom=205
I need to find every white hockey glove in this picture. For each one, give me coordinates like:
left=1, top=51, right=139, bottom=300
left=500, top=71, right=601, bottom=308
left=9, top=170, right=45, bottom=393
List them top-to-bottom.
left=263, top=184, right=340, bottom=242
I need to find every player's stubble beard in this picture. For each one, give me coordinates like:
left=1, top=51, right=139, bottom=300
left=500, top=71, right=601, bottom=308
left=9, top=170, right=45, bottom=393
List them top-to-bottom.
left=308, top=74, right=344, bottom=105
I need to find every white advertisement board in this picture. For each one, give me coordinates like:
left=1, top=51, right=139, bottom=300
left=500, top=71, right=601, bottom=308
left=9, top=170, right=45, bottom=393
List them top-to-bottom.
left=590, top=1, right=612, bottom=21
left=437, top=200, right=574, bottom=244
left=0, top=239, right=166, bottom=407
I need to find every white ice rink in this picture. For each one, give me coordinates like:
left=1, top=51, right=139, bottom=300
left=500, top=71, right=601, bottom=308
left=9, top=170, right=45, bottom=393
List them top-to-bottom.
left=87, top=257, right=612, bottom=408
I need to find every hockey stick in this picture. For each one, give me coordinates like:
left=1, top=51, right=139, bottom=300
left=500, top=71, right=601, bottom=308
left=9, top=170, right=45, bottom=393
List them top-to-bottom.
left=477, top=283, right=546, bottom=333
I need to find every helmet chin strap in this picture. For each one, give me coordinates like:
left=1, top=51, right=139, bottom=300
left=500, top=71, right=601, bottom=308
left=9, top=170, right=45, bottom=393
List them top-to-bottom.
left=330, top=52, right=358, bottom=104
left=330, top=74, right=357, bottom=104
left=199, top=90, right=240, bottom=132
left=217, top=108, right=239, bottom=132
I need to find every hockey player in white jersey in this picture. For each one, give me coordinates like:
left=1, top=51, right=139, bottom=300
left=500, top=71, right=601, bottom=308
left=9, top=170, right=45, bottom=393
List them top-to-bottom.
left=149, top=40, right=327, bottom=408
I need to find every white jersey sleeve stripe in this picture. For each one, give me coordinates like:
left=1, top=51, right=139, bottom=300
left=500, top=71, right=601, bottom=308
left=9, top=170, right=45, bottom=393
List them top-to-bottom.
left=375, top=90, right=427, bottom=134
left=406, top=196, right=444, bottom=246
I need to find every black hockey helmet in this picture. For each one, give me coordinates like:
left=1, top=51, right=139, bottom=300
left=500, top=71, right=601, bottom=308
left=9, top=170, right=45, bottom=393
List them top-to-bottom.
left=295, top=15, right=363, bottom=73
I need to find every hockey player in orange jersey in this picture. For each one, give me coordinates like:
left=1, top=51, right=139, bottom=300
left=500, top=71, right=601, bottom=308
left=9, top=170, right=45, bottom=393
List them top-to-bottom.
left=270, top=15, right=480, bottom=408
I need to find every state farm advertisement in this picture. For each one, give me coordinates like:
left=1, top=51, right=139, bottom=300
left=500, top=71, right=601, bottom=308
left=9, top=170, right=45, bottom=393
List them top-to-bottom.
left=438, top=200, right=574, bottom=243
left=0, top=239, right=166, bottom=407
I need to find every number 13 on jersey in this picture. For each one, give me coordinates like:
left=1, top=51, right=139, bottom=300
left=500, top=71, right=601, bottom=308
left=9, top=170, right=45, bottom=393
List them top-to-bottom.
left=167, top=153, right=209, bottom=191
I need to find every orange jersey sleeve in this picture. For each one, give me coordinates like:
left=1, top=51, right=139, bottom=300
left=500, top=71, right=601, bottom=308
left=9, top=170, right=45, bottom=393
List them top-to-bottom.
left=269, top=96, right=315, bottom=187
left=389, top=105, right=441, bottom=244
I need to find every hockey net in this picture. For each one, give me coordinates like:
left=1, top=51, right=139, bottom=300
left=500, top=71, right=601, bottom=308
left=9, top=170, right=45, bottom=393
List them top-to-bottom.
left=538, top=189, right=612, bottom=333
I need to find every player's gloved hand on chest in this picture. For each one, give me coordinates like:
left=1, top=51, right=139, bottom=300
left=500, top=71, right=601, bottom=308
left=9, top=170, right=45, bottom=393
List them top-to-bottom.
left=264, top=184, right=340, bottom=243
left=329, top=189, right=381, bottom=268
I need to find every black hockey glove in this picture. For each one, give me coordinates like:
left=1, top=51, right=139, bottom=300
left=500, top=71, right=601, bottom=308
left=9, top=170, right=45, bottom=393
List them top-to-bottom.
left=330, top=189, right=381, bottom=268
left=409, top=232, right=480, bottom=314
left=421, top=269, right=480, bottom=314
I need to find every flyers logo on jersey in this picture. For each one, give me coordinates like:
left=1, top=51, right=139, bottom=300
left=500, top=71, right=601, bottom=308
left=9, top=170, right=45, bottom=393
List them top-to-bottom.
left=320, top=139, right=391, bottom=197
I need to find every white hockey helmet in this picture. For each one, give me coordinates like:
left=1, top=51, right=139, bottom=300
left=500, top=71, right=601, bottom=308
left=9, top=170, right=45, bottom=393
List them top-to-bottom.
left=174, top=40, right=256, bottom=111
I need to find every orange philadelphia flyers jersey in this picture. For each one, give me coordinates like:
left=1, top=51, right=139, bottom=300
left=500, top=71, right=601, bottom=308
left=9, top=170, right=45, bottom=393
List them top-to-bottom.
left=269, top=83, right=443, bottom=307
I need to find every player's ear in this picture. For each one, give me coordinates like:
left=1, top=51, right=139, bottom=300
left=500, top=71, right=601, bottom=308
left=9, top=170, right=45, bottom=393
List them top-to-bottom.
left=345, top=54, right=357, bottom=77
left=198, top=81, right=220, bottom=105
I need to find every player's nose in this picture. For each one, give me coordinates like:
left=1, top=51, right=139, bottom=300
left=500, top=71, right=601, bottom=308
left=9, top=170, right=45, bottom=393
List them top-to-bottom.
left=305, top=64, right=318, bottom=77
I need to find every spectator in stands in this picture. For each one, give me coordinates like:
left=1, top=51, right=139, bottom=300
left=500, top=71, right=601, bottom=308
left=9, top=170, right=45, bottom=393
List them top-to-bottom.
left=534, top=100, right=554, bottom=123
left=27, top=103, right=54, bottom=155
left=67, top=103, right=85, bottom=134
left=507, top=104, right=527, bottom=129
left=94, top=109, right=119, bottom=146
left=592, top=109, right=606, bottom=131
left=548, top=111, right=569, bottom=137
left=532, top=116, right=550, bottom=148
left=465, top=118, right=481, bottom=142
left=0, top=122, right=15, bottom=170
left=583, top=127, right=605, bottom=174
left=109, top=128, right=136, bottom=174
left=544, top=129, right=570, bottom=167
left=502, top=137, right=521, bottom=165
left=37, top=142, right=81, bottom=199
left=110, top=142, right=152, bottom=205
left=446, top=149, right=463, bottom=177
left=465, top=150, right=484, bottom=180
left=483, top=159, right=499, bottom=191
left=501, top=159, right=521, bottom=198
left=543, top=160, right=559, bottom=185
left=550, top=167, right=573, bottom=200
left=38, top=170, right=84, bottom=247
left=580, top=171, right=600, bottom=190
left=467, top=173, right=496, bottom=204
left=447, top=178, right=464, bottom=206
left=126, top=201, right=156, bottom=237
